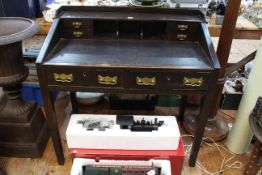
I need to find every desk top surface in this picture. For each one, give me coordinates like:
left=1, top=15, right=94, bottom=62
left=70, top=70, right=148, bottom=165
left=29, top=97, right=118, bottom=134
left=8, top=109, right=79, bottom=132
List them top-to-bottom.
left=44, top=39, right=213, bottom=70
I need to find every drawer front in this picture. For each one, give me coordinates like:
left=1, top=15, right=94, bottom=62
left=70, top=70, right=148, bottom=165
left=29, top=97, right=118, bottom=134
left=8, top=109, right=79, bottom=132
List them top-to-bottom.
left=61, top=19, right=94, bottom=30
left=166, top=22, right=199, bottom=41
left=62, top=29, right=93, bottom=39
left=47, top=67, right=123, bottom=88
left=47, top=68, right=85, bottom=86
left=83, top=71, right=123, bottom=87
left=128, top=72, right=163, bottom=90
left=164, top=72, right=210, bottom=90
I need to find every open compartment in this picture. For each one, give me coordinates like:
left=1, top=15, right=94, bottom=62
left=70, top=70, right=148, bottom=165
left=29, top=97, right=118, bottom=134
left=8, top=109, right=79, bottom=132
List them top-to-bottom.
left=94, top=20, right=118, bottom=38
left=118, top=20, right=142, bottom=39
left=142, top=21, right=166, bottom=39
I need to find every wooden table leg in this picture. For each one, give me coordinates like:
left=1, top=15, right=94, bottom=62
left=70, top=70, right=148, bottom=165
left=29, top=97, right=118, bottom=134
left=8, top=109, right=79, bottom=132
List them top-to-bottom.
left=189, top=76, right=217, bottom=166
left=42, top=88, right=65, bottom=165
left=70, top=92, right=79, bottom=114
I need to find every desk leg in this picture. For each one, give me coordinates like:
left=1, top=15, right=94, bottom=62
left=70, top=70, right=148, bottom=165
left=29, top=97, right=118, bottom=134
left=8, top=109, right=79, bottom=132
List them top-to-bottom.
left=189, top=87, right=215, bottom=166
left=42, top=88, right=65, bottom=165
left=70, top=92, right=79, bottom=114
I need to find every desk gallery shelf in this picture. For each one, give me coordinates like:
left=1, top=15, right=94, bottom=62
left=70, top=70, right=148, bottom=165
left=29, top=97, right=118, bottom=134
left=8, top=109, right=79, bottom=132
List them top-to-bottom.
left=37, top=14, right=262, bottom=39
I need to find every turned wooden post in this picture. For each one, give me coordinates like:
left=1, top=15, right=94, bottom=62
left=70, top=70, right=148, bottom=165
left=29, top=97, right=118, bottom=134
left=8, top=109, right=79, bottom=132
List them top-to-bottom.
left=183, top=0, right=242, bottom=141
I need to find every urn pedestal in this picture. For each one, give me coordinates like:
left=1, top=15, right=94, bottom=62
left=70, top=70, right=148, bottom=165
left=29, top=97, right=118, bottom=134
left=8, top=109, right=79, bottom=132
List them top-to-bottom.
left=0, top=17, right=49, bottom=157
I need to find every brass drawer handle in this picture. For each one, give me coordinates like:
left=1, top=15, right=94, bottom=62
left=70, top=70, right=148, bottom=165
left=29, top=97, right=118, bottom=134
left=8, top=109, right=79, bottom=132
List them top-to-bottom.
left=72, top=21, right=82, bottom=29
left=178, top=24, right=189, bottom=31
left=73, top=31, right=83, bottom=38
left=177, top=34, right=187, bottom=41
left=53, top=73, right=73, bottom=83
left=98, top=75, right=118, bottom=85
left=136, top=77, right=156, bottom=86
left=183, top=77, right=203, bottom=87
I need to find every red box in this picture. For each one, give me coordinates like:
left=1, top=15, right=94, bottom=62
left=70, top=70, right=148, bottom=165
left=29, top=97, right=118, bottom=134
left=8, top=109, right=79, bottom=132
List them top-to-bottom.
left=71, top=139, right=184, bottom=175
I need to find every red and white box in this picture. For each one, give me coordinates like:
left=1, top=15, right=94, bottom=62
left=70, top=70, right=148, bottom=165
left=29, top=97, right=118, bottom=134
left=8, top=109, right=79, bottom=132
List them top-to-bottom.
left=66, top=114, right=184, bottom=175
left=70, top=139, right=184, bottom=175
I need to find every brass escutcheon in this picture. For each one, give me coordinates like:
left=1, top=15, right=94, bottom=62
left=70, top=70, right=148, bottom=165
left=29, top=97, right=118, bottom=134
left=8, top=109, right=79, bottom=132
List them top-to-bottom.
left=72, top=21, right=82, bottom=29
left=178, top=24, right=189, bottom=31
left=73, top=31, right=83, bottom=38
left=177, top=34, right=187, bottom=41
left=53, top=73, right=73, bottom=83
left=98, top=75, right=118, bottom=85
left=136, top=77, right=156, bottom=86
left=183, top=77, right=203, bottom=87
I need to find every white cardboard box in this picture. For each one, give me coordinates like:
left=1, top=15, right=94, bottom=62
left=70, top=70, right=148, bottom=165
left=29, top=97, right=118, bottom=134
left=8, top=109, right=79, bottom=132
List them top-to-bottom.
left=66, top=114, right=180, bottom=150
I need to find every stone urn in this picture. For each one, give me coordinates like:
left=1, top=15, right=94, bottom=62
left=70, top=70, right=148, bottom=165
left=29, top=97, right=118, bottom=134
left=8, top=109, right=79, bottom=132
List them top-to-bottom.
left=0, top=17, right=49, bottom=157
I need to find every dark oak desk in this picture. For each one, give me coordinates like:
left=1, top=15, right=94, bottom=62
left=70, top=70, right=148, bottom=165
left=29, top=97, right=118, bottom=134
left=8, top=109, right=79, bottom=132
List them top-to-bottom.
left=36, top=6, right=220, bottom=167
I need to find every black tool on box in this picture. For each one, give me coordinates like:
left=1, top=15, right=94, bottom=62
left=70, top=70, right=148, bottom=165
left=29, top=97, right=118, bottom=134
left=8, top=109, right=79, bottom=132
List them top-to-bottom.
left=116, top=115, right=164, bottom=132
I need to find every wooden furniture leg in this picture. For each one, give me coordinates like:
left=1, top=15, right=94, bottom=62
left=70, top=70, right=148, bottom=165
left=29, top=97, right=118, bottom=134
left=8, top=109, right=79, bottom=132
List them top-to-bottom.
left=37, top=65, right=65, bottom=164
left=189, top=78, right=217, bottom=166
left=42, top=88, right=65, bottom=165
left=70, top=92, right=79, bottom=114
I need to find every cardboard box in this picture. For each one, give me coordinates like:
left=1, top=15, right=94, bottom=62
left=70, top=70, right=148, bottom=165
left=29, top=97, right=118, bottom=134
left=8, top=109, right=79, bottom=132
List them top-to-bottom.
left=220, top=93, right=242, bottom=110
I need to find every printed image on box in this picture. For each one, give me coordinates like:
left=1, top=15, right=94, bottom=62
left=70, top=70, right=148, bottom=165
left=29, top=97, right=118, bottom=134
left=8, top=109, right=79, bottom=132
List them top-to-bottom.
left=66, top=114, right=180, bottom=150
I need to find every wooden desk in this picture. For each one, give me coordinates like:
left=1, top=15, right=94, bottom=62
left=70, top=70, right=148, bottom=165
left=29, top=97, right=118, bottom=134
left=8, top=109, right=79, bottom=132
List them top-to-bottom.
left=36, top=6, right=220, bottom=166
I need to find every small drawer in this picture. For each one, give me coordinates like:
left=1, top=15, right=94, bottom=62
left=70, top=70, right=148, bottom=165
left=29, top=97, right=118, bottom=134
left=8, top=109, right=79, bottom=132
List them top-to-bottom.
left=61, top=19, right=94, bottom=29
left=166, top=22, right=197, bottom=31
left=177, top=24, right=190, bottom=31
left=62, top=29, right=93, bottom=39
left=176, top=33, right=188, bottom=41
left=47, top=68, right=85, bottom=86
left=83, top=71, right=123, bottom=87
left=128, top=72, right=162, bottom=89
left=164, top=72, right=210, bottom=90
